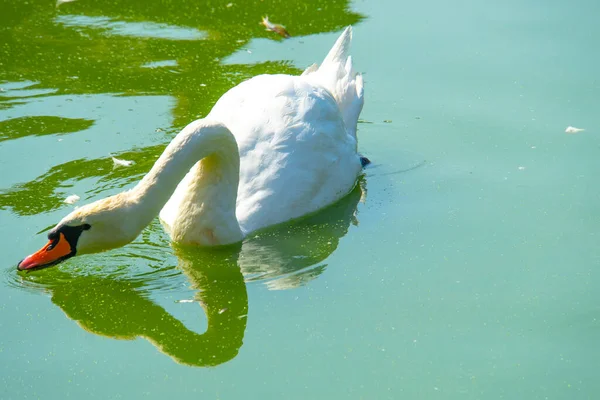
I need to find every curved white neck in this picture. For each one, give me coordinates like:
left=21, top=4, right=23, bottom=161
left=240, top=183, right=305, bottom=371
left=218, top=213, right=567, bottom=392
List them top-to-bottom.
left=127, top=119, right=243, bottom=245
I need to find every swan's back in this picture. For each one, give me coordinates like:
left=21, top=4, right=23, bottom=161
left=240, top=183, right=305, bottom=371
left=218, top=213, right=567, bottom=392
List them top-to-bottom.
left=208, top=74, right=361, bottom=234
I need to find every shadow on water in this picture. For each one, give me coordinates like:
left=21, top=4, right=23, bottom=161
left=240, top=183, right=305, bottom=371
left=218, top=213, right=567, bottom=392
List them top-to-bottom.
left=0, top=116, right=95, bottom=143
left=13, top=184, right=364, bottom=367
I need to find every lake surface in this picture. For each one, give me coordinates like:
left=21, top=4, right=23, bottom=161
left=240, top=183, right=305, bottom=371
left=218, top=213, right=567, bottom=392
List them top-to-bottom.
left=1, top=0, right=599, bottom=398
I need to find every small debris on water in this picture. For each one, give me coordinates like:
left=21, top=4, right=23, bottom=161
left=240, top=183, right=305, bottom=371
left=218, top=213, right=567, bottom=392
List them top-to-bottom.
left=260, top=16, right=290, bottom=38
left=383, top=120, right=392, bottom=123
left=565, top=126, right=585, bottom=134
left=112, top=156, right=134, bottom=167
left=518, top=166, right=525, bottom=170
left=64, top=194, right=80, bottom=204
left=176, top=299, right=194, bottom=303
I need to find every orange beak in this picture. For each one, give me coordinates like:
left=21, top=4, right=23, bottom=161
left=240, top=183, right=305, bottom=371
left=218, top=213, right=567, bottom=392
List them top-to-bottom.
left=18, top=233, right=73, bottom=271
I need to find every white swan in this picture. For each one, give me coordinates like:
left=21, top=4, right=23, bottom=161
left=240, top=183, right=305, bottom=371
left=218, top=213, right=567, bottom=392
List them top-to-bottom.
left=17, top=26, right=365, bottom=271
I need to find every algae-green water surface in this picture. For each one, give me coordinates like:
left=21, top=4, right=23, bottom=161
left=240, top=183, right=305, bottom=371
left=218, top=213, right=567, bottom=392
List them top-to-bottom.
left=1, top=0, right=599, bottom=398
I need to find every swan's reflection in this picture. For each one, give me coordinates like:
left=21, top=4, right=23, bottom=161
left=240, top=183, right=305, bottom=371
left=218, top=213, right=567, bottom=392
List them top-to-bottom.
left=20, top=183, right=363, bottom=367
left=240, top=184, right=363, bottom=290
left=32, top=246, right=247, bottom=366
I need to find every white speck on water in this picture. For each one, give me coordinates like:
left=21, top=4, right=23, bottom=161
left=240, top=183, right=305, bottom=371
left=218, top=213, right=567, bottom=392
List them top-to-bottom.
left=56, top=0, right=77, bottom=7
left=141, top=60, right=178, bottom=69
left=565, top=126, right=585, bottom=134
left=112, top=156, right=134, bottom=167
left=518, top=166, right=525, bottom=170
left=64, top=194, right=80, bottom=204
left=176, top=299, right=194, bottom=303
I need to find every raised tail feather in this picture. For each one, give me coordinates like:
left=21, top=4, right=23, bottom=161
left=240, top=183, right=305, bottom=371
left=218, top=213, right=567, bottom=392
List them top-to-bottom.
left=303, top=26, right=364, bottom=141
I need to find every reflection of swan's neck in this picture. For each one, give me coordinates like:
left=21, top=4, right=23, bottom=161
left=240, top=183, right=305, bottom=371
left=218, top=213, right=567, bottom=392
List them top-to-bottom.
left=129, top=119, right=243, bottom=245
left=44, top=248, right=249, bottom=367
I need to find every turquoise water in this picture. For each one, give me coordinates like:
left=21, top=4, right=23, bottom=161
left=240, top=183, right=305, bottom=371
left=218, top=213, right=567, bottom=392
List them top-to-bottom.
left=1, top=0, right=599, bottom=398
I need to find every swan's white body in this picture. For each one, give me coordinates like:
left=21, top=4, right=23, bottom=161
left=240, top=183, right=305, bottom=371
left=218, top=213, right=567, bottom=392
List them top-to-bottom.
left=25, top=27, right=365, bottom=264
left=158, top=27, right=364, bottom=243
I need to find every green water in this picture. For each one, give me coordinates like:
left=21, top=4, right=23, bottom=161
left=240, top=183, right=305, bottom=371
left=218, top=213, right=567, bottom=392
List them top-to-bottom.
left=1, top=0, right=599, bottom=397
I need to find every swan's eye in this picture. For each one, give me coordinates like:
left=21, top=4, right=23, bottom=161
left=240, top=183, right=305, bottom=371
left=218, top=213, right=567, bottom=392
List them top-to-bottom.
left=46, top=223, right=90, bottom=251
left=46, top=231, right=60, bottom=250
left=46, top=239, right=58, bottom=252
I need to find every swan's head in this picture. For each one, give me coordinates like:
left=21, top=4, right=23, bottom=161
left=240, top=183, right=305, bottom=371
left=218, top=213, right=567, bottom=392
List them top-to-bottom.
left=17, top=193, right=140, bottom=271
